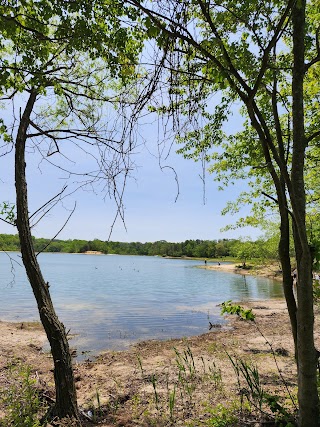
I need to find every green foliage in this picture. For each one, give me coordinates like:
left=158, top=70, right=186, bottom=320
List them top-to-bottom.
left=0, top=1, right=142, bottom=93
left=0, top=202, right=15, bottom=225
left=229, top=239, right=258, bottom=267
left=310, top=239, right=320, bottom=271
left=313, top=277, right=320, bottom=304
left=221, top=301, right=255, bottom=321
left=0, top=363, right=46, bottom=427
left=263, top=394, right=296, bottom=427
left=205, top=403, right=238, bottom=427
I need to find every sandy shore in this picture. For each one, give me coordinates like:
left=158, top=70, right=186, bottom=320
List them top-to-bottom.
left=201, top=262, right=283, bottom=281
left=1, top=296, right=317, bottom=426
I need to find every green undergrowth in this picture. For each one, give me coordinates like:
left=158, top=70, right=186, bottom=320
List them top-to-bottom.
left=0, top=361, right=47, bottom=427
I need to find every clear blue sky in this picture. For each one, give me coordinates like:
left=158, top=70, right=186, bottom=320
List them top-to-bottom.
left=0, top=121, right=261, bottom=243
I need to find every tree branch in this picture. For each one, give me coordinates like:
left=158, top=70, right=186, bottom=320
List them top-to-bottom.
left=29, top=186, right=68, bottom=220
left=36, top=202, right=76, bottom=256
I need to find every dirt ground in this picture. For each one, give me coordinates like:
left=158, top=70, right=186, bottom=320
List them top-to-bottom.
left=0, top=265, right=318, bottom=426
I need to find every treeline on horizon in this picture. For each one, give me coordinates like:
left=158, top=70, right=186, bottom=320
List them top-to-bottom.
left=0, top=233, right=280, bottom=261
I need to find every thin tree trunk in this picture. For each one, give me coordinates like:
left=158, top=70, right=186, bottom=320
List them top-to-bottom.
left=291, top=1, right=319, bottom=424
left=15, top=90, right=79, bottom=421
left=277, top=188, right=297, bottom=358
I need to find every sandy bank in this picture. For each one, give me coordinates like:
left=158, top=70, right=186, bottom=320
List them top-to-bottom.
left=201, top=262, right=283, bottom=281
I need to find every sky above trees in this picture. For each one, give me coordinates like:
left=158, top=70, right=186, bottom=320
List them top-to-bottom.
left=1, top=118, right=259, bottom=242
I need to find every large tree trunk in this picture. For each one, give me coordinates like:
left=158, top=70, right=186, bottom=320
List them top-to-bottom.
left=291, top=1, right=319, bottom=424
left=15, top=90, right=79, bottom=421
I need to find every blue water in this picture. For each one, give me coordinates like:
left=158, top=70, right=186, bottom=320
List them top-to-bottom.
left=0, top=252, right=283, bottom=357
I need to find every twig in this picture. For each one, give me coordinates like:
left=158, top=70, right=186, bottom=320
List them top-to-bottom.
left=29, top=185, right=68, bottom=220
left=36, top=202, right=76, bottom=256
left=0, top=217, right=15, bottom=226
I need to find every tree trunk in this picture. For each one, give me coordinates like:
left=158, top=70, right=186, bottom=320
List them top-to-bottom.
left=291, top=1, right=320, bottom=424
left=14, top=90, right=79, bottom=421
left=277, top=191, right=297, bottom=358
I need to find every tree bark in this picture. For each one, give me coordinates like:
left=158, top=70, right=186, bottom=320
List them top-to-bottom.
left=291, top=1, right=320, bottom=424
left=14, top=90, right=79, bottom=421
left=277, top=185, right=297, bottom=357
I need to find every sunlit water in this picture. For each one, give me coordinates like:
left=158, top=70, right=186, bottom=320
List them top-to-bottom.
left=0, top=252, right=283, bottom=358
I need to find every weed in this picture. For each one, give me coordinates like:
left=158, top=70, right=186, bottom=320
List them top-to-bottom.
left=207, top=342, right=219, bottom=353
left=174, top=345, right=197, bottom=398
left=174, top=346, right=196, bottom=379
left=228, top=353, right=296, bottom=426
left=228, top=353, right=264, bottom=410
left=137, top=354, right=144, bottom=379
left=200, top=355, right=207, bottom=375
left=200, top=356, right=222, bottom=390
left=207, top=361, right=222, bottom=390
left=0, top=362, right=46, bottom=427
left=151, top=374, right=159, bottom=410
left=168, top=385, right=176, bottom=421
left=93, top=389, right=103, bottom=419
left=263, top=394, right=296, bottom=426
left=206, top=403, right=238, bottom=426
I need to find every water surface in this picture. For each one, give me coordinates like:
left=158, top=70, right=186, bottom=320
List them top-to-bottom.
left=0, top=252, right=283, bottom=357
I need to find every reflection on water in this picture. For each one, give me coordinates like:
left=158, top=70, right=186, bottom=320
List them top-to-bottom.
left=0, top=253, right=283, bottom=358
left=227, top=274, right=283, bottom=300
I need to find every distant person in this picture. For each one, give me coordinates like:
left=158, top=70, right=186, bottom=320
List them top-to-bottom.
left=204, top=259, right=207, bottom=265
left=218, top=262, right=221, bottom=266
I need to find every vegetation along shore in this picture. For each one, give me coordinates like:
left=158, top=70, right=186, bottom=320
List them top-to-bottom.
left=0, top=233, right=279, bottom=262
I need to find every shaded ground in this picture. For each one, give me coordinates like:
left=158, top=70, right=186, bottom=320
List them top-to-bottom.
left=1, top=297, right=318, bottom=426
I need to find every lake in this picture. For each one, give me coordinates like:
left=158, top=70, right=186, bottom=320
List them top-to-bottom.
left=0, top=252, right=283, bottom=358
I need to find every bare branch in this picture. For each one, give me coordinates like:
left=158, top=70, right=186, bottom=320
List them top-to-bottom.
left=305, top=26, right=320, bottom=71
left=307, top=130, right=320, bottom=144
left=29, top=185, right=68, bottom=220
left=262, top=191, right=293, bottom=218
left=36, top=202, right=76, bottom=256
left=0, top=217, right=15, bottom=226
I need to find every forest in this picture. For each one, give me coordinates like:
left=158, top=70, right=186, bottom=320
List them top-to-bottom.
left=0, top=233, right=279, bottom=261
